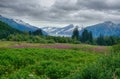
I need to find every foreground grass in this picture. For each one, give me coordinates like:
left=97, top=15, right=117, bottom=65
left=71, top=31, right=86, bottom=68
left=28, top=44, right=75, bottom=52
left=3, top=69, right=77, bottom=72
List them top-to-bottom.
left=1, top=41, right=117, bottom=79
left=0, top=48, right=102, bottom=79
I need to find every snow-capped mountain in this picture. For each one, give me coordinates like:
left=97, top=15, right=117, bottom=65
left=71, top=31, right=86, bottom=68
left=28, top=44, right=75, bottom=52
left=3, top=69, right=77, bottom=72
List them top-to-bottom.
left=0, top=15, right=47, bottom=35
left=1, top=15, right=119, bottom=37
left=42, top=21, right=120, bottom=37
left=80, top=21, right=120, bottom=37
left=42, top=24, right=82, bottom=37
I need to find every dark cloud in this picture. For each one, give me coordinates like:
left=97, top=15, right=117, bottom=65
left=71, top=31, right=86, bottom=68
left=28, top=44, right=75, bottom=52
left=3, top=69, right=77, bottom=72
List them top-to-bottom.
left=0, top=0, right=120, bottom=27
left=77, top=0, right=120, bottom=11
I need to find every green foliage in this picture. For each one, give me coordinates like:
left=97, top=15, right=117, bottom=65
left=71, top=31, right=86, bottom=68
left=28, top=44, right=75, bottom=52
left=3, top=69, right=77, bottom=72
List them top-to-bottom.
left=0, top=21, right=22, bottom=39
left=72, top=27, right=79, bottom=40
left=71, top=28, right=119, bottom=46
left=32, top=29, right=43, bottom=36
left=80, top=29, right=93, bottom=44
left=81, top=29, right=89, bottom=43
left=5, top=33, right=81, bottom=44
left=7, top=34, right=48, bottom=43
left=96, top=34, right=105, bottom=45
left=96, top=35, right=119, bottom=46
left=45, top=36, right=79, bottom=44
left=112, top=43, right=120, bottom=52
left=66, top=46, right=120, bottom=79
left=0, top=48, right=99, bottom=79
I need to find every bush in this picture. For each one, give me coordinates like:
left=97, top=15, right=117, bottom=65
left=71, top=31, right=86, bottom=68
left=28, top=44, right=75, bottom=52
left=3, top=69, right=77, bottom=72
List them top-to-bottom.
left=47, top=40, right=55, bottom=43
left=73, top=41, right=81, bottom=44
left=112, top=43, right=120, bottom=52
left=66, top=48, right=120, bottom=79
left=45, top=65, right=70, bottom=79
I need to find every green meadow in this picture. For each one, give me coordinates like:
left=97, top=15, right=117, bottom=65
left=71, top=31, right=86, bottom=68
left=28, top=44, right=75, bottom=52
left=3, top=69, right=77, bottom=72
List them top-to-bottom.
left=0, top=41, right=120, bottom=79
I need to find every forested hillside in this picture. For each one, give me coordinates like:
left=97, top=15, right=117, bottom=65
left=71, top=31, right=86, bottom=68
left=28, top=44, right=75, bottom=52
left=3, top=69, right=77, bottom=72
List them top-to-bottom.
left=0, top=21, right=22, bottom=39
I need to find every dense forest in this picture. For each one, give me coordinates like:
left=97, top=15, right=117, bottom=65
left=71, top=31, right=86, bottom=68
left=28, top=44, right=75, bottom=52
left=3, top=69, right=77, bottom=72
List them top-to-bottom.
left=0, top=21, right=23, bottom=39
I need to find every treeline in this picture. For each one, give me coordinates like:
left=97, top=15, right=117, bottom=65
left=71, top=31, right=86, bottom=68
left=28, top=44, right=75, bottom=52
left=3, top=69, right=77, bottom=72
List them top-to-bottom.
left=0, top=20, right=119, bottom=45
left=0, top=20, right=79, bottom=44
left=72, top=27, right=120, bottom=46
left=6, top=33, right=79, bottom=44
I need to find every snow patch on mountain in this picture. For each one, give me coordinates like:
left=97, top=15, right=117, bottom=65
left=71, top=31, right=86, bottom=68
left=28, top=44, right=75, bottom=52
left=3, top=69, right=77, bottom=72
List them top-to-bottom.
left=0, top=15, right=47, bottom=35
left=41, top=24, right=82, bottom=37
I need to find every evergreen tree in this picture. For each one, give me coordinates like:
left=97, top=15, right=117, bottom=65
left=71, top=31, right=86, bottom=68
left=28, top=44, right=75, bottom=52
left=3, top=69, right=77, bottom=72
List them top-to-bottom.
left=0, top=21, right=22, bottom=39
left=72, top=27, right=79, bottom=40
left=32, top=29, right=43, bottom=36
left=81, top=29, right=89, bottom=43
left=29, top=31, right=32, bottom=35
left=88, top=31, right=93, bottom=43
left=96, top=34, right=105, bottom=45
left=106, top=36, right=116, bottom=45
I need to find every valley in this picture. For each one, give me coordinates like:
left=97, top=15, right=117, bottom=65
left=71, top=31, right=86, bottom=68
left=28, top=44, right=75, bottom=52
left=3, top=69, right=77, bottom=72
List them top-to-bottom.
left=0, top=14, right=120, bottom=79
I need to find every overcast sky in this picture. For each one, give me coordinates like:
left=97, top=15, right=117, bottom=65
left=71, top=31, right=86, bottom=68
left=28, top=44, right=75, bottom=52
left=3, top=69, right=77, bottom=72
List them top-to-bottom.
left=0, top=0, right=120, bottom=27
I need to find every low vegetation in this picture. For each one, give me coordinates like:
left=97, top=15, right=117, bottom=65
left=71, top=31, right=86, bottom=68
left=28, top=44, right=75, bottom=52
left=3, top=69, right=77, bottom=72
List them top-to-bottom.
left=0, top=41, right=120, bottom=79
left=0, top=47, right=101, bottom=79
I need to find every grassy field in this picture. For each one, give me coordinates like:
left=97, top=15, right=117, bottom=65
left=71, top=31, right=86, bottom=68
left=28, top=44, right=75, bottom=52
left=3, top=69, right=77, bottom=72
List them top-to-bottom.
left=0, top=41, right=110, bottom=53
left=1, top=41, right=119, bottom=79
left=0, top=48, right=102, bottom=79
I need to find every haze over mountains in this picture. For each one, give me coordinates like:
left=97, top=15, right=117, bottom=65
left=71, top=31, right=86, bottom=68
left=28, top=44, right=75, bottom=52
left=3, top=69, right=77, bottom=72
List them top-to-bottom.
left=0, top=15, right=120, bottom=37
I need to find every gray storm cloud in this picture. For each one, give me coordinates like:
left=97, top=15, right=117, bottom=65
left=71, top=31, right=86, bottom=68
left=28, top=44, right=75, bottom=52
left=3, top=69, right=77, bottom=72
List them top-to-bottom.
left=0, top=0, right=120, bottom=27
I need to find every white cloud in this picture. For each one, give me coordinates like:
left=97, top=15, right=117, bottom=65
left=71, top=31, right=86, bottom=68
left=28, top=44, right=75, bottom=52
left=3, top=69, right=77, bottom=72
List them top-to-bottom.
left=0, top=0, right=120, bottom=27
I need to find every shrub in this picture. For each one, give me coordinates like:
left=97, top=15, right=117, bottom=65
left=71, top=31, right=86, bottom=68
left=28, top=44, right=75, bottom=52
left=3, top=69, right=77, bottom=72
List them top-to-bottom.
left=112, top=43, right=120, bottom=52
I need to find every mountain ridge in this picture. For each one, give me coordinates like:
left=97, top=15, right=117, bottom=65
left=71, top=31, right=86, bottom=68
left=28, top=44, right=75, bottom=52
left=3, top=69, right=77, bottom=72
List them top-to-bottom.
left=0, top=15, right=47, bottom=35
left=0, top=15, right=119, bottom=37
left=0, top=20, right=23, bottom=38
left=80, top=21, right=120, bottom=37
left=41, top=24, right=82, bottom=37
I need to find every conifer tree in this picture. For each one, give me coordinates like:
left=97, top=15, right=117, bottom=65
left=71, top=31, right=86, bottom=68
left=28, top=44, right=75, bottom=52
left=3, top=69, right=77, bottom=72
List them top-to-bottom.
left=72, top=27, right=79, bottom=40
left=32, top=29, right=43, bottom=36
left=81, top=29, right=89, bottom=43
left=88, top=31, right=93, bottom=43
left=96, top=34, right=105, bottom=45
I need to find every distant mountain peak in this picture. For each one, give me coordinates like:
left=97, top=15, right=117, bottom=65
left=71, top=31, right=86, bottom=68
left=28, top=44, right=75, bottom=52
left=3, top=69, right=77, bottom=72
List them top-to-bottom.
left=0, top=15, right=48, bottom=35
left=0, top=15, right=4, bottom=18
left=13, top=19, right=31, bottom=26
left=80, top=21, right=120, bottom=37
left=103, top=21, right=116, bottom=27
left=104, top=21, right=114, bottom=24
left=41, top=24, right=82, bottom=37
left=64, top=24, right=74, bottom=28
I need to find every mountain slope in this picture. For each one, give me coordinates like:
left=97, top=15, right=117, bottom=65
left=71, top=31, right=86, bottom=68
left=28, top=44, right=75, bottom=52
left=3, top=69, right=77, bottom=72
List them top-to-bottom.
left=0, top=15, right=47, bottom=35
left=0, top=21, right=22, bottom=38
left=80, top=21, right=120, bottom=37
left=42, top=24, right=82, bottom=37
